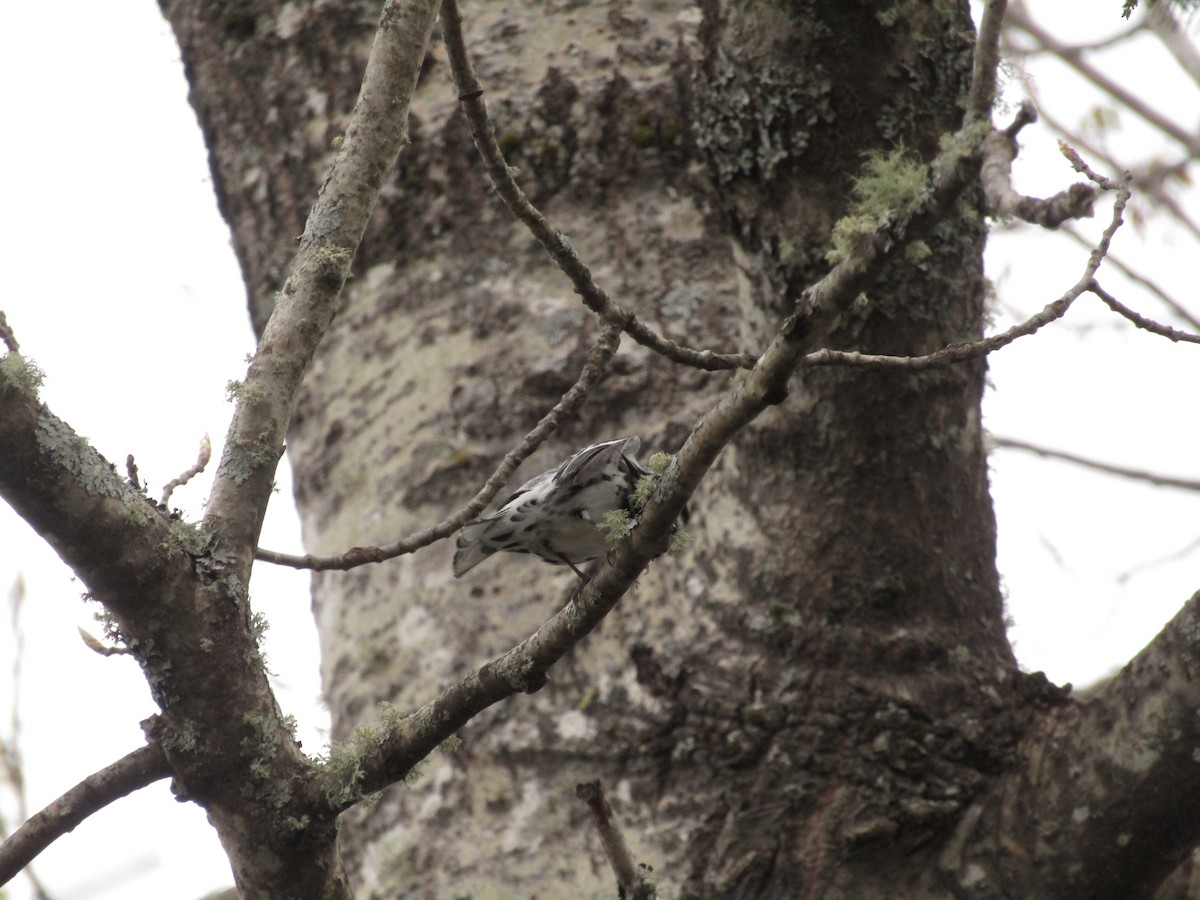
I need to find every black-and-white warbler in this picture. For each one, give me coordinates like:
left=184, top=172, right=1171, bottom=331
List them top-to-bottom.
left=453, top=436, right=667, bottom=579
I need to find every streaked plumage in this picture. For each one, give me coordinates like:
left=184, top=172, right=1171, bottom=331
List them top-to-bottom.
left=453, top=436, right=655, bottom=579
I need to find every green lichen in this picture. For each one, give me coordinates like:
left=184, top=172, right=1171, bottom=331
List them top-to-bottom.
left=876, top=5, right=902, bottom=26
left=936, top=121, right=991, bottom=171
left=850, top=147, right=928, bottom=218
left=827, top=148, right=928, bottom=264
left=905, top=240, right=932, bottom=262
left=312, top=244, right=354, bottom=283
left=0, top=353, right=45, bottom=396
left=225, top=379, right=267, bottom=405
left=597, top=509, right=634, bottom=546
left=162, top=519, right=211, bottom=559
left=669, top=529, right=692, bottom=556
left=93, top=609, right=127, bottom=647
left=250, top=610, right=270, bottom=648
left=378, top=701, right=409, bottom=732
left=242, top=712, right=282, bottom=784
left=163, top=719, right=200, bottom=754
left=316, top=742, right=367, bottom=807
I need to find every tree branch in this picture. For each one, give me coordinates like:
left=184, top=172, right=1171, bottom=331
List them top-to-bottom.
left=202, top=0, right=443, bottom=581
left=440, top=0, right=756, bottom=373
left=967, top=0, right=1008, bottom=125
left=0, top=1, right=443, bottom=896
left=328, top=66, right=997, bottom=810
left=980, top=102, right=1099, bottom=228
left=807, top=167, right=1132, bottom=370
left=1059, top=225, right=1200, bottom=332
left=1089, top=282, right=1200, bottom=345
left=0, top=311, right=18, bottom=353
left=254, top=323, right=622, bottom=570
left=0, top=381, right=185, bottom=619
left=160, top=434, right=211, bottom=507
left=991, top=436, right=1200, bottom=492
left=969, top=590, right=1200, bottom=898
left=0, top=743, right=172, bottom=886
left=576, top=780, right=655, bottom=900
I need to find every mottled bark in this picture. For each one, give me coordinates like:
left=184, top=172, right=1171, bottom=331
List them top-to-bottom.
left=127, top=1, right=1200, bottom=898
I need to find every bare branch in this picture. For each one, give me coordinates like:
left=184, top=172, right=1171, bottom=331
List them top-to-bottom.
left=439, top=0, right=755, bottom=373
left=967, top=0, right=1009, bottom=124
left=981, top=103, right=1099, bottom=228
left=1060, top=225, right=1200, bottom=332
left=1089, top=281, right=1200, bottom=344
left=803, top=286, right=1081, bottom=370
left=0, top=311, right=18, bottom=354
left=255, top=323, right=622, bottom=570
left=160, top=434, right=212, bottom=507
left=992, top=436, right=1200, bottom=492
left=1117, top=533, right=1200, bottom=585
left=0, top=743, right=172, bottom=885
left=576, top=780, right=655, bottom=900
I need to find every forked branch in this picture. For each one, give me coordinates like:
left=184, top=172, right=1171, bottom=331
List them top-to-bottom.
left=0, top=744, right=171, bottom=885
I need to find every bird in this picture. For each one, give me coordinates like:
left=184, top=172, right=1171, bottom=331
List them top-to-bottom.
left=452, top=436, right=663, bottom=579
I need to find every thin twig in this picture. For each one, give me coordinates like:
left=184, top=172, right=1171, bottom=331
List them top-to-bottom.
left=439, top=0, right=755, bottom=373
left=807, top=161, right=1132, bottom=370
left=1059, top=226, right=1200, bottom=332
left=1089, top=281, right=1200, bottom=344
left=803, top=288, right=1081, bottom=370
left=0, top=312, right=18, bottom=354
left=255, top=323, right=623, bottom=570
left=160, top=434, right=212, bottom=507
left=992, top=436, right=1200, bottom=492
left=1116, top=533, right=1200, bottom=585
left=0, top=743, right=172, bottom=885
left=576, top=780, right=655, bottom=900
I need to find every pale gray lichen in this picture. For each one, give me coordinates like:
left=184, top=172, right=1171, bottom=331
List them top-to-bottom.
left=0, top=353, right=45, bottom=396
left=35, top=416, right=123, bottom=498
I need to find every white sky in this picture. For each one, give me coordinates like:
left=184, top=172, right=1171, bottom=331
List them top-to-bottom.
left=0, top=2, right=1196, bottom=898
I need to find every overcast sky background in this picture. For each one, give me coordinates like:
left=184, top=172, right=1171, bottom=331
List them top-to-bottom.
left=1, top=2, right=1197, bottom=898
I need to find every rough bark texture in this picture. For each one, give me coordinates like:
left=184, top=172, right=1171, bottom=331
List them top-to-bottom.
left=143, top=1, right=1198, bottom=898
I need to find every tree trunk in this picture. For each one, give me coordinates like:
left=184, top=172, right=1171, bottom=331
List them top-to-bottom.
left=149, top=0, right=1198, bottom=897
